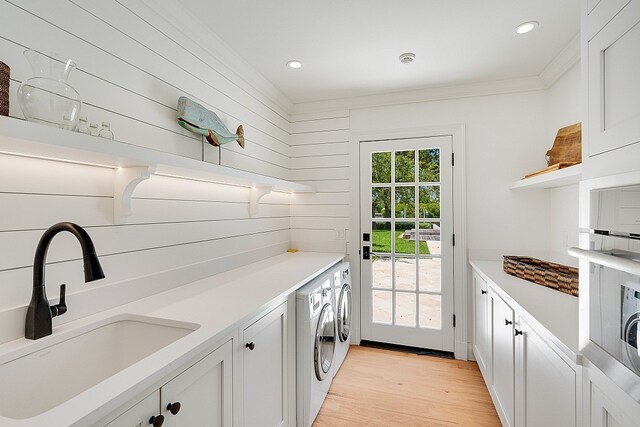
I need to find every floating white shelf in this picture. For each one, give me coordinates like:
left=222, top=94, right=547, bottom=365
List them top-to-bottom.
left=0, top=116, right=313, bottom=222
left=509, top=164, right=582, bottom=190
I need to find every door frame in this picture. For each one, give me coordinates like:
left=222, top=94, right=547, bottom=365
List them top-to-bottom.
left=349, top=124, right=468, bottom=360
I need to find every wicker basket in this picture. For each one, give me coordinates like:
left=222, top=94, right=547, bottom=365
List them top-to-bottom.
left=0, top=61, right=9, bottom=117
left=503, top=256, right=579, bottom=297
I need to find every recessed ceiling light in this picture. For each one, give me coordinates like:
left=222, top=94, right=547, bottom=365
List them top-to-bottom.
left=516, top=21, right=539, bottom=34
left=399, top=53, right=416, bottom=64
left=286, top=60, right=302, bottom=69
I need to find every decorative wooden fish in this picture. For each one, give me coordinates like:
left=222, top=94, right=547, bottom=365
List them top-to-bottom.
left=177, top=96, right=245, bottom=148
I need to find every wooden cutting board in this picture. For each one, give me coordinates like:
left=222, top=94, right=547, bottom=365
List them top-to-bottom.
left=523, top=162, right=580, bottom=179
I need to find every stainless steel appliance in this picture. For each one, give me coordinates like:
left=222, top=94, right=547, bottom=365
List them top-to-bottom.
left=569, top=184, right=640, bottom=401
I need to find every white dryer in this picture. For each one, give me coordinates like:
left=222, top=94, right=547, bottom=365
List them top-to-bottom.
left=330, top=261, right=352, bottom=376
left=296, top=272, right=335, bottom=427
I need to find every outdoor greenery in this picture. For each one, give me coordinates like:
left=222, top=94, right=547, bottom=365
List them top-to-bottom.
left=371, top=224, right=431, bottom=255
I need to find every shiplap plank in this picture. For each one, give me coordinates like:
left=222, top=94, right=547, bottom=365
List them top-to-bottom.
left=290, top=110, right=349, bottom=123
left=290, top=117, right=350, bottom=134
left=290, top=130, right=349, bottom=145
left=290, top=142, right=350, bottom=157
left=220, top=149, right=290, bottom=181
left=291, top=154, right=349, bottom=169
left=289, top=167, right=350, bottom=181
left=294, top=179, right=350, bottom=193
left=292, top=192, right=351, bottom=205
left=290, top=204, right=350, bottom=218
left=290, top=216, right=350, bottom=230
left=0, top=217, right=290, bottom=271
left=0, top=229, right=290, bottom=309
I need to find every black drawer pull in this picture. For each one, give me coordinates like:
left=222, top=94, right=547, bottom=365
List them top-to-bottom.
left=246, top=342, right=255, bottom=350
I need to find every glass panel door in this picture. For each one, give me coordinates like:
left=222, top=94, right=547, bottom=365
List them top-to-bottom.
left=361, top=137, right=454, bottom=351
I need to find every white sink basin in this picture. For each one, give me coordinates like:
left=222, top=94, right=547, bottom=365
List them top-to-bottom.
left=0, top=314, right=199, bottom=420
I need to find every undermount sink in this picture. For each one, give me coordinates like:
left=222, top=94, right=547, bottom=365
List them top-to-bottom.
left=0, top=314, right=199, bottom=420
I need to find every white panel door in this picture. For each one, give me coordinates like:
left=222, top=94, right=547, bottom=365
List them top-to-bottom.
left=360, top=136, right=454, bottom=351
left=491, top=291, right=515, bottom=427
left=161, top=340, right=233, bottom=427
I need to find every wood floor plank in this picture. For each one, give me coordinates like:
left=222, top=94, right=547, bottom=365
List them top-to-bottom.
left=313, top=346, right=501, bottom=427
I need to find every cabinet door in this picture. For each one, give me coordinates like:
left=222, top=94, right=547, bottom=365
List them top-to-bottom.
left=584, top=0, right=632, bottom=40
left=588, top=0, right=640, bottom=157
left=473, top=272, right=491, bottom=379
left=491, top=292, right=515, bottom=427
left=242, top=302, right=288, bottom=427
left=515, top=318, right=577, bottom=427
left=160, top=340, right=233, bottom=427
left=590, top=384, right=636, bottom=427
left=105, top=391, right=160, bottom=427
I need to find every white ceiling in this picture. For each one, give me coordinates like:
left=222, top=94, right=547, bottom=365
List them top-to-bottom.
left=176, top=0, right=580, bottom=105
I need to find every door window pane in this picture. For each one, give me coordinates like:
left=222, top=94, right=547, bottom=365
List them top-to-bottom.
left=419, top=149, right=440, bottom=182
left=395, top=150, right=415, bottom=182
left=371, top=152, right=391, bottom=183
left=419, top=185, right=440, bottom=219
left=395, top=186, right=415, bottom=218
left=372, top=187, right=391, bottom=218
left=372, top=222, right=392, bottom=254
left=395, top=222, right=416, bottom=254
left=419, top=222, right=441, bottom=255
left=372, top=255, right=392, bottom=290
left=395, top=257, right=416, bottom=291
left=419, top=257, right=441, bottom=292
left=373, top=290, right=392, bottom=324
left=396, top=292, right=416, bottom=327
left=419, top=294, right=442, bottom=329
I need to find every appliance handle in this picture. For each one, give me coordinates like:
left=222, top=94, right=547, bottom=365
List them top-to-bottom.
left=568, top=247, right=640, bottom=277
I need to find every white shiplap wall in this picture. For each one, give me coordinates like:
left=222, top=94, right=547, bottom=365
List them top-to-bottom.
left=0, top=0, right=294, bottom=343
left=290, top=110, right=351, bottom=253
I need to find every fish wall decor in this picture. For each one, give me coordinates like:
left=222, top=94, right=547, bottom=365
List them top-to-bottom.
left=177, top=96, right=245, bottom=148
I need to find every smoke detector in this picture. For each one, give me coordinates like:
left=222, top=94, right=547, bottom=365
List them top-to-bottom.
left=399, top=52, right=416, bottom=64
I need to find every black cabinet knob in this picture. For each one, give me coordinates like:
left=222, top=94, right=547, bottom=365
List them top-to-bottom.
left=481, top=290, right=487, bottom=295
left=505, top=319, right=513, bottom=326
left=515, top=329, right=523, bottom=336
left=246, top=342, right=255, bottom=350
left=167, top=401, right=181, bottom=415
left=149, top=415, right=164, bottom=427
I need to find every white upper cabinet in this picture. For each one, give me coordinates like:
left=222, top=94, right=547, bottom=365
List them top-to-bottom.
left=584, top=0, right=632, bottom=39
left=586, top=0, right=640, bottom=157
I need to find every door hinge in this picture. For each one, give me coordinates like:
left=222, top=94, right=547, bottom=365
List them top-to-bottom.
left=452, top=152, right=455, bottom=166
left=452, top=233, right=456, bottom=247
left=453, top=314, right=456, bottom=327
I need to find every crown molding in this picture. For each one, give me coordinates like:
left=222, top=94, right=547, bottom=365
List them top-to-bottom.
left=138, top=0, right=294, bottom=116
left=539, top=33, right=581, bottom=88
left=291, top=35, right=581, bottom=115
left=290, top=76, right=547, bottom=115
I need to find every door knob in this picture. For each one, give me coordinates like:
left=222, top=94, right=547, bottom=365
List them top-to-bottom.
left=481, top=290, right=487, bottom=295
left=505, top=319, right=513, bottom=326
left=515, top=329, right=523, bottom=336
left=246, top=342, right=255, bottom=350
left=166, top=401, right=181, bottom=415
left=149, top=415, right=164, bottom=427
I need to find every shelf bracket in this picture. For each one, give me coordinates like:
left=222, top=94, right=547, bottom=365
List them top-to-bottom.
left=114, top=165, right=156, bottom=223
left=249, top=185, right=273, bottom=218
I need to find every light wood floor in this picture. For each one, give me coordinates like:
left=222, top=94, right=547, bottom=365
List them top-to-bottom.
left=313, top=346, right=501, bottom=427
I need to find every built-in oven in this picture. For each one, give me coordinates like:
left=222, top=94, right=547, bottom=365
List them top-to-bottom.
left=569, top=183, right=640, bottom=401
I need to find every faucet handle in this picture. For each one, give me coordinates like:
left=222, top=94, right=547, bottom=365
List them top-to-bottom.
left=50, top=284, right=67, bottom=318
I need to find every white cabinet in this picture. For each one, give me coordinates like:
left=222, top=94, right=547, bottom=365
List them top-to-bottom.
left=584, top=0, right=632, bottom=40
left=587, top=0, right=640, bottom=157
left=473, top=271, right=492, bottom=380
left=491, top=291, right=516, bottom=427
left=240, top=301, right=289, bottom=427
left=515, top=318, right=578, bottom=427
left=104, top=340, right=233, bottom=427
left=583, top=363, right=640, bottom=427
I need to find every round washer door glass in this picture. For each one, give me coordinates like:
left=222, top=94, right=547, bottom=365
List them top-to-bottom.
left=338, top=284, right=352, bottom=342
left=314, top=302, right=335, bottom=381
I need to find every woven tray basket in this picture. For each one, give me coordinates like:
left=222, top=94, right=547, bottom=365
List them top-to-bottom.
left=0, top=61, right=9, bottom=117
left=503, top=256, right=579, bottom=297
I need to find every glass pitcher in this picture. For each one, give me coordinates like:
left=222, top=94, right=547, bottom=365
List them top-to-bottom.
left=17, top=50, right=82, bottom=131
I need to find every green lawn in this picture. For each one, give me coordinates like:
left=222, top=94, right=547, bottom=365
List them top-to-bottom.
left=372, top=229, right=430, bottom=254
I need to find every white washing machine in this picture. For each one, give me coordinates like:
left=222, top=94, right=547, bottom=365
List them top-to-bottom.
left=329, top=261, right=352, bottom=376
left=296, top=272, right=335, bottom=427
left=621, top=282, right=640, bottom=373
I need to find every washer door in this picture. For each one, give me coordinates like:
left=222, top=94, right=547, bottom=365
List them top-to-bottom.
left=337, top=284, right=352, bottom=343
left=314, top=303, right=335, bottom=381
left=624, top=313, right=640, bottom=372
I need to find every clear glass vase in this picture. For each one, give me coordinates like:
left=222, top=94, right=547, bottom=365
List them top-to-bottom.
left=17, top=50, right=82, bottom=131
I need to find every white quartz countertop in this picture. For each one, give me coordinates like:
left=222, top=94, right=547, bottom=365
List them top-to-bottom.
left=0, top=251, right=344, bottom=426
left=470, top=260, right=580, bottom=363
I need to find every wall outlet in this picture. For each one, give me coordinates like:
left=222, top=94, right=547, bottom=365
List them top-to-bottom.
left=334, top=229, right=346, bottom=240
